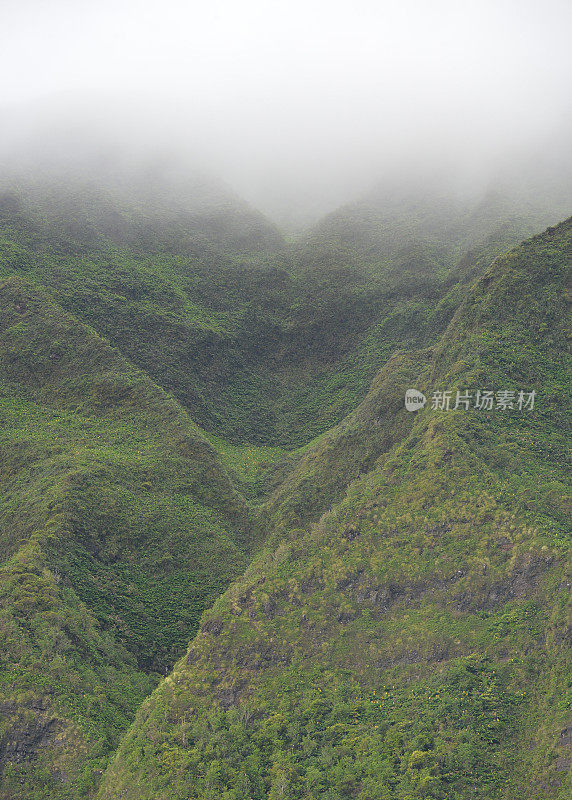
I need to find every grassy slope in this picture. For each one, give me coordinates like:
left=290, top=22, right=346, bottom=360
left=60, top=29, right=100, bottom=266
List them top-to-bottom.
left=1, top=180, right=565, bottom=448
left=0, top=182, right=292, bottom=446
left=268, top=185, right=572, bottom=444
left=99, top=220, right=571, bottom=800
left=0, top=277, right=250, bottom=798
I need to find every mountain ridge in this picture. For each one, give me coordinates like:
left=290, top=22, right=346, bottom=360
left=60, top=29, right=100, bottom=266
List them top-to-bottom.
left=0, top=169, right=568, bottom=798
left=98, top=217, right=571, bottom=800
left=0, top=274, right=252, bottom=798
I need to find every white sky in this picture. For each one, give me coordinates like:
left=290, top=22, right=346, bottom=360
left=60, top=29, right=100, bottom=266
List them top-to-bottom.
left=1, top=0, right=571, bottom=223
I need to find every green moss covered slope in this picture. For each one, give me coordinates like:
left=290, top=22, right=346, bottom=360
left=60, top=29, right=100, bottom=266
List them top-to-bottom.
left=1, top=179, right=562, bottom=448
left=100, top=220, right=571, bottom=800
left=0, top=277, right=250, bottom=798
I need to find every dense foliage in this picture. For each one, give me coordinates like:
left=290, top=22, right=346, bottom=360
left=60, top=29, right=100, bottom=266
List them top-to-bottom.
left=0, top=168, right=569, bottom=799
left=1, top=172, right=564, bottom=448
left=100, top=219, right=572, bottom=800
left=0, top=277, right=248, bottom=798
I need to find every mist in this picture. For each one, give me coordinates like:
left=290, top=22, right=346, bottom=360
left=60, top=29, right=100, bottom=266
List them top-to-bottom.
left=1, top=0, right=571, bottom=227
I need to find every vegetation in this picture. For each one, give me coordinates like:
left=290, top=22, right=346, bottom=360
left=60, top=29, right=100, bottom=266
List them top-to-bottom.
left=0, top=168, right=569, bottom=798
left=1, top=174, right=565, bottom=448
left=99, top=219, right=572, bottom=800
left=0, top=276, right=249, bottom=797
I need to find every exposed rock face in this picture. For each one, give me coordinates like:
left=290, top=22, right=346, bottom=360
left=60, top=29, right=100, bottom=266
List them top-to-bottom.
left=0, top=699, right=84, bottom=795
left=0, top=702, right=60, bottom=768
left=558, top=725, right=572, bottom=748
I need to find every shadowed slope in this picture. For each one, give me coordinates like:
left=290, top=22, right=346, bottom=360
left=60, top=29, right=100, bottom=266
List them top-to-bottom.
left=1, top=172, right=568, bottom=447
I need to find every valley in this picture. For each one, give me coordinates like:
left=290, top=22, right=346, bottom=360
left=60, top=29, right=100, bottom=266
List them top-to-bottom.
left=0, top=167, right=569, bottom=799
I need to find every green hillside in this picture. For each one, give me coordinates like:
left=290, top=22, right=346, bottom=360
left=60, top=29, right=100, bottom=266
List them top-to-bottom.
left=0, top=165, right=569, bottom=800
left=1, top=175, right=564, bottom=449
left=99, top=219, right=571, bottom=800
left=0, top=277, right=249, bottom=798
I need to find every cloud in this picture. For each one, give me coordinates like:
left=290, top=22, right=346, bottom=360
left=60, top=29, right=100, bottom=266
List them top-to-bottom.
left=1, top=0, right=571, bottom=224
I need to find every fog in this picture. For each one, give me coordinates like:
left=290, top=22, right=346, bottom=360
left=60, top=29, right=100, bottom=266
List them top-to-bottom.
left=1, top=0, right=571, bottom=227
